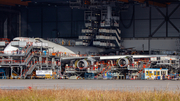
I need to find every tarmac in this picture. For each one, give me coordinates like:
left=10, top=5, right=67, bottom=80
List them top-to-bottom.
left=0, top=80, right=180, bottom=91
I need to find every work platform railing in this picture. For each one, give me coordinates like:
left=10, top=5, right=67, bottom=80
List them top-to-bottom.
left=0, top=42, right=33, bottom=56
left=24, top=43, right=33, bottom=56
left=0, top=51, right=79, bottom=66
left=0, top=53, right=33, bottom=66
left=23, top=63, right=37, bottom=79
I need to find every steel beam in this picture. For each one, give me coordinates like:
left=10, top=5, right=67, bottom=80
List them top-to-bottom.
left=152, top=4, right=180, bottom=37
left=168, top=4, right=180, bottom=17
left=168, top=4, right=180, bottom=33
left=133, top=5, right=135, bottom=38
left=166, top=5, right=168, bottom=37
left=149, top=6, right=151, bottom=54
left=56, top=7, right=58, bottom=37
left=149, top=7, right=152, bottom=37
left=150, top=7, right=166, bottom=37
left=156, top=7, right=165, bottom=17
left=26, top=8, right=28, bottom=37
left=41, top=8, right=43, bottom=38
left=71, top=9, right=73, bottom=37
left=18, top=12, right=21, bottom=37
left=7, top=13, right=12, bottom=39
left=151, top=20, right=165, bottom=37
left=169, top=20, right=180, bottom=33
left=0, top=21, right=3, bottom=37
left=20, top=66, right=22, bottom=78
left=11, top=67, right=13, bottom=79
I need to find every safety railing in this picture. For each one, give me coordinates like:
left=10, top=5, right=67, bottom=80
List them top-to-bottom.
left=0, top=42, right=33, bottom=56
left=24, top=43, right=33, bottom=55
left=1, top=48, right=81, bottom=58
left=0, top=50, right=26, bottom=55
left=0, top=53, right=33, bottom=66
left=25, top=53, right=33, bottom=65
left=0, top=58, right=60, bottom=66
left=0, top=59, right=25, bottom=65
left=155, top=60, right=180, bottom=68
left=24, top=64, right=36, bottom=78
left=22, top=69, right=29, bottom=79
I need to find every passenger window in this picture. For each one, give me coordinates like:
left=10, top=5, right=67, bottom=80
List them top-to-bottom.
left=146, top=71, right=148, bottom=76
left=154, top=71, right=156, bottom=75
left=157, top=71, right=160, bottom=75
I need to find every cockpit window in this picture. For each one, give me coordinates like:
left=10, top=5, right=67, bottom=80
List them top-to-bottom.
left=35, top=39, right=42, bottom=42
left=13, top=40, right=20, bottom=41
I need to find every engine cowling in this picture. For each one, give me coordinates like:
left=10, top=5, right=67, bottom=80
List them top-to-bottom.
left=117, top=58, right=129, bottom=67
left=76, top=59, right=88, bottom=69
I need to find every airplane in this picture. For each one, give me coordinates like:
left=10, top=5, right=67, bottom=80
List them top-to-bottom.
left=1, top=37, right=180, bottom=79
left=3, top=37, right=105, bottom=55
left=3, top=37, right=179, bottom=70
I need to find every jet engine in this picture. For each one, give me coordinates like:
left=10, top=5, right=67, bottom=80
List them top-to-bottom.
left=116, top=57, right=134, bottom=67
left=117, top=58, right=129, bottom=67
left=76, top=59, right=89, bottom=70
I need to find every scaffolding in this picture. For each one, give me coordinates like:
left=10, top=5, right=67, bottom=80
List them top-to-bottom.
left=0, top=40, right=179, bottom=80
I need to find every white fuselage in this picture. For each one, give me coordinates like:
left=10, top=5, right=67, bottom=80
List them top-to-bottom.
left=3, top=37, right=104, bottom=55
left=3, top=37, right=36, bottom=54
left=36, top=38, right=104, bottom=55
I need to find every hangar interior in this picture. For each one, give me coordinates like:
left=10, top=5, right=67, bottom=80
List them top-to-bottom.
left=0, top=0, right=180, bottom=80
left=1, top=0, right=180, bottom=54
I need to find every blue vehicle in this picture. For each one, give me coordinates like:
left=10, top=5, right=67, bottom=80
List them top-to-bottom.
left=0, top=69, right=6, bottom=79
